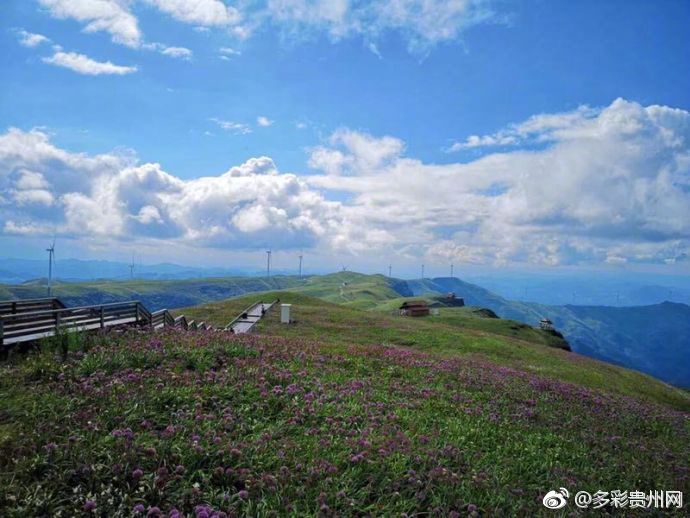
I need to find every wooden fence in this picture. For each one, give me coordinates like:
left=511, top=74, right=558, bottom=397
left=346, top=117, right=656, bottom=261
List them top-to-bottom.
left=0, top=297, right=66, bottom=315
left=0, top=299, right=212, bottom=349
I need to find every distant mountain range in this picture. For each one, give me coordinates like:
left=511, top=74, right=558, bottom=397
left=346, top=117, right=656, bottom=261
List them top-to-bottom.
left=0, top=258, right=288, bottom=283
left=2, top=258, right=689, bottom=307
left=0, top=271, right=687, bottom=387
left=462, top=271, right=690, bottom=306
left=407, top=277, right=690, bottom=388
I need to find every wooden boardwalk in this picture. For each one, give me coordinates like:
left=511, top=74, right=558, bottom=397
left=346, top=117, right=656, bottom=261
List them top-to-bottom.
left=0, top=296, right=277, bottom=349
left=0, top=298, right=211, bottom=349
left=225, top=301, right=276, bottom=334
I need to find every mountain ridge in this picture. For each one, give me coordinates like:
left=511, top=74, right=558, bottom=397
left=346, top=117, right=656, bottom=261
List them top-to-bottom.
left=1, top=271, right=688, bottom=387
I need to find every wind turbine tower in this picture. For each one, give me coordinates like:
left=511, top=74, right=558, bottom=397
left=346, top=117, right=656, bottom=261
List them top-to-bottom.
left=46, top=239, right=55, bottom=297
left=266, top=250, right=272, bottom=278
left=298, top=251, right=303, bottom=279
left=129, top=254, right=136, bottom=279
left=450, top=263, right=454, bottom=278
left=388, top=264, right=392, bottom=278
left=421, top=264, right=425, bottom=279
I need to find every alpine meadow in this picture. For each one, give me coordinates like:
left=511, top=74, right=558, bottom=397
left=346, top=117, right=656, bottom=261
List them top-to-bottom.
left=1, top=1, right=689, bottom=516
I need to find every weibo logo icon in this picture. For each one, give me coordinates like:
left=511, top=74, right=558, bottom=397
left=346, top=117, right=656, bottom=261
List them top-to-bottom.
left=543, top=488, right=570, bottom=509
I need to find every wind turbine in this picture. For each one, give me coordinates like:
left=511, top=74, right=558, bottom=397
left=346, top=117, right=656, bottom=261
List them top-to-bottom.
left=46, top=238, right=55, bottom=297
left=266, top=249, right=272, bottom=278
left=298, top=250, right=303, bottom=279
left=129, top=253, right=136, bottom=279
left=450, top=263, right=454, bottom=278
left=388, top=264, right=392, bottom=278
left=421, top=264, right=425, bottom=279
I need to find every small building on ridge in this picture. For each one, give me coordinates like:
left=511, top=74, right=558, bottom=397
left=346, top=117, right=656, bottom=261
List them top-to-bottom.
left=399, top=301, right=430, bottom=317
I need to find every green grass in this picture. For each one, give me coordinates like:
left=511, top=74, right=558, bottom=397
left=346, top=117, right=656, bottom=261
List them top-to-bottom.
left=288, top=272, right=404, bottom=309
left=178, top=292, right=690, bottom=412
left=1, top=327, right=687, bottom=516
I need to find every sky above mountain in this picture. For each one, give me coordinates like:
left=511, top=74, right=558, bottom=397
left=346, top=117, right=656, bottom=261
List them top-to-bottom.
left=1, top=0, right=689, bottom=275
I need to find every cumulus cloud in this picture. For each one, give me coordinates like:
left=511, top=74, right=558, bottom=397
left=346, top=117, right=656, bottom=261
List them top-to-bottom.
left=38, top=0, right=142, bottom=47
left=16, top=29, right=51, bottom=48
left=42, top=51, right=138, bottom=75
left=2, top=98, right=688, bottom=267
left=307, top=99, right=690, bottom=266
left=0, top=128, right=344, bottom=251
left=309, top=128, right=405, bottom=175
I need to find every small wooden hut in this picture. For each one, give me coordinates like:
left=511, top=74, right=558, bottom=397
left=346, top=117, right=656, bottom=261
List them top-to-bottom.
left=399, top=301, right=430, bottom=317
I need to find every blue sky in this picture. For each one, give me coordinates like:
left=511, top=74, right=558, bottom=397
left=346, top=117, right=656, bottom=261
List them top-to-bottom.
left=1, top=0, right=689, bottom=276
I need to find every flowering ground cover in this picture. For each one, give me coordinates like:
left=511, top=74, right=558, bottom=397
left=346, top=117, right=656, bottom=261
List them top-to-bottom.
left=180, top=292, right=690, bottom=411
left=1, top=323, right=688, bottom=516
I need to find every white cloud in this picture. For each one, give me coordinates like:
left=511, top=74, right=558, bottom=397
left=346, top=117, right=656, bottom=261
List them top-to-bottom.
left=36, top=0, right=496, bottom=56
left=38, top=0, right=142, bottom=47
left=142, top=0, right=241, bottom=26
left=265, top=0, right=495, bottom=53
left=16, top=29, right=51, bottom=48
left=141, top=42, right=193, bottom=59
left=160, top=46, right=192, bottom=59
left=219, top=47, right=242, bottom=57
left=42, top=51, right=138, bottom=75
left=3, top=98, right=689, bottom=267
left=307, top=99, right=690, bottom=266
left=447, top=105, right=600, bottom=151
left=257, top=116, right=273, bottom=127
left=211, top=118, right=252, bottom=135
left=0, top=128, right=344, bottom=250
left=309, top=128, right=405, bottom=175
left=14, top=189, right=55, bottom=206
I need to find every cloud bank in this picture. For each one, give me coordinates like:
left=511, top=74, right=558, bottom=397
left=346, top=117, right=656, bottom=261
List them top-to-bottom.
left=1, top=99, right=689, bottom=267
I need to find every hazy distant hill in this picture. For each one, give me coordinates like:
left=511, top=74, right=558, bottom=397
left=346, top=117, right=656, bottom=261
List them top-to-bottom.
left=0, top=258, right=265, bottom=283
left=463, top=272, right=690, bottom=306
left=0, top=276, right=306, bottom=310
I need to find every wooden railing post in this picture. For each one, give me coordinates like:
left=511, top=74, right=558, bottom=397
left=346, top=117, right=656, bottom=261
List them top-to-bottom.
left=11, top=301, right=17, bottom=314
left=135, top=303, right=140, bottom=323
left=100, top=306, right=105, bottom=329
left=55, top=310, right=61, bottom=334
left=0, top=318, right=4, bottom=348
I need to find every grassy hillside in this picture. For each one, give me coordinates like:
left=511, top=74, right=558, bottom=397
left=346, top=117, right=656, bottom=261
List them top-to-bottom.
left=3, top=271, right=689, bottom=387
left=289, top=272, right=408, bottom=309
left=292, top=274, right=690, bottom=388
left=179, top=292, right=690, bottom=412
left=2, top=322, right=688, bottom=515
